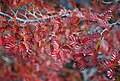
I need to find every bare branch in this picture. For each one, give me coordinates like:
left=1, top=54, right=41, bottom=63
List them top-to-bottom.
left=102, top=0, right=120, bottom=4
left=21, top=6, right=38, bottom=19
left=0, top=11, right=13, bottom=21
left=19, top=13, right=28, bottom=19
left=16, top=17, right=41, bottom=23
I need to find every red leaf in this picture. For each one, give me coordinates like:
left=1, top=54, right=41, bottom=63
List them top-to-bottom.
left=68, top=0, right=76, bottom=8
left=70, top=17, right=80, bottom=24
left=0, top=27, right=5, bottom=33
left=0, top=36, right=3, bottom=46
left=81, top=37, right=88, bottom=43
left=52, top=41, right=59, bottom=49
left=19, top=43, right=26, bottom=52
left=52, top=49, right=60, bottom=61
left=59, top=50, right=67, bottom=58
left=73, top=53, right=83, bottom=61
left=93, top=54, right=98, bottom=66
left=75, top=60, right=86, bottom=70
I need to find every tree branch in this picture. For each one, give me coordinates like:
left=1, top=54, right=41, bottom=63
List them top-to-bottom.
left=102, top=0, right=120, bottom=4
left=0, top=12, right=13, bottom=21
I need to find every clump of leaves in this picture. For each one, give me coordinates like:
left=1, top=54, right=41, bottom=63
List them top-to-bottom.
left=0, top=0, right=120, bottom=81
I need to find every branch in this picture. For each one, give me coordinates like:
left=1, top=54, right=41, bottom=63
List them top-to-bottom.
left=102, top=0, right=120, bottom=4
left=102, top=1, right=114, bottom=4
left=0, top=11, right=42, bottom=23
left=0, top=12, right=13, bottom=21
left=16, top=17, right=41, bottom=23
left=110, top=21, right=120, bottom=25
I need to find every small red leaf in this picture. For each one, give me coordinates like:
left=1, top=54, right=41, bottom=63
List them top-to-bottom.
left=68, top=0, right=76, bottom=8
left=0, top=36, right=3, bottom=46
left=19, top=43, right=26, bottom=52
left=73, top=53, right=83, bottom=61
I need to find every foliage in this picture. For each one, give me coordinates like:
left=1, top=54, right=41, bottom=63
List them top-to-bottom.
left=0, top=0, right=120, bottom=81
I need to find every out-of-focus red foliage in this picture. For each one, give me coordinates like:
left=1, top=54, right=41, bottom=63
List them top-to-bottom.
left=0, top=0, right=120, bottom=81
left=2, top=0, right=32, bottom=9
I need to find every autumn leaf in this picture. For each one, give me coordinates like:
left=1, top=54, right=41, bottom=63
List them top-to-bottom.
left=0, top=36, right=3, bottom=46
